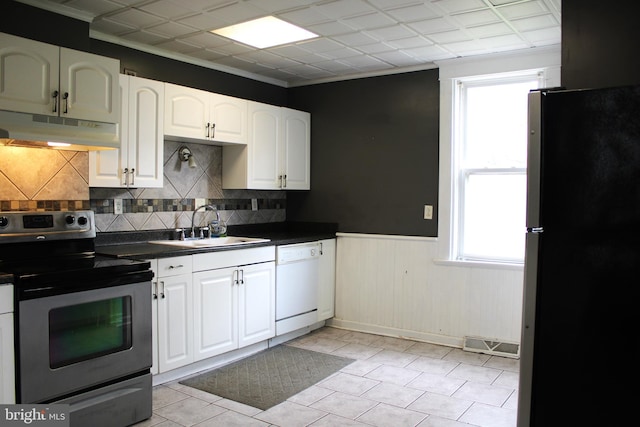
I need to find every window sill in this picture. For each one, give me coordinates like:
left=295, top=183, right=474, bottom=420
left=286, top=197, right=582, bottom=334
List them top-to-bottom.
left=433, top=258, right=524, bottom=271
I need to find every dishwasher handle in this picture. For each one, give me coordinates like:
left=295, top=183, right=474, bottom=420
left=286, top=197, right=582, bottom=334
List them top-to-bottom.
left=276, top=243, right=321, bottom=264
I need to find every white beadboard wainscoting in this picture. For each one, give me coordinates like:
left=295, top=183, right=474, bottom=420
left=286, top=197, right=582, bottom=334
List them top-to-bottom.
left=328, top=233, right=524, bottom=352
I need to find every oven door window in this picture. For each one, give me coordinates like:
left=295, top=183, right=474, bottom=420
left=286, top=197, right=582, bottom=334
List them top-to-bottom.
left=49, top=296, right=133, bottom=369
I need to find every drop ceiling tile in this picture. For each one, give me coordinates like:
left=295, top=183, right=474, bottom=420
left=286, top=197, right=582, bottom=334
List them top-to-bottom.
left=138, top=0, right=193, bottom=19
left=175, top=0, right=237, bottom=13
left=247, top=0, right=316, bottom=14
left=314, top=0, right=377, bottom=19
left=367, top=0, right=424, bottom=10
left=432, top=0, right=489, bottom=14
left=498, top=1, right=549, bottom=19
left=208, top=2, right=267, bottom=25
left=384, top=3, right=441, bottom=22
left=280, top=7, right=332, bottom=26
left=107, top=8, right=165, bottom=29
left=452, top=9, right=502, bottom=27
left=177, top=12, right=228, bottom=31
left=343, top=12, right=396, bottom=30
left=510, top=14, right=558, bottom=32
left=407, top=17, right=457, bottom=35
left=307, top=20, right=357, bottom=36
left=146, top=21, right=197, bottom=38
left=466, top=22, right=512, bottom=38
left=364, top=24, right=418, bottom=42
left=520, top=27, right=561, bottom=45
left=427, top=29, right=472, bottom=44
left=332, top=32, right=380, bottom=47
left=480, top=33, right=528, bottom=50
left=385, top=35, right=433, bottom=49
left=297, top=37, right=346, bottom=53
left=441, top=39, right=488, bottom=55
left=208, top=41, right=254, bottom=56
left=356, top=42, right=395, bottom=54
left=405, top=44, right=455, bottom=60
left=317, top=46, right=362, bottom=60
left=187, top=48, right=227, bottom=61
left=372, top=50, right=423, bottom=66
left=339, top=54, right=387, bottom=68
left=313, top=59, right=358, bottom=73
left=281, top=63, right=335, bottom=79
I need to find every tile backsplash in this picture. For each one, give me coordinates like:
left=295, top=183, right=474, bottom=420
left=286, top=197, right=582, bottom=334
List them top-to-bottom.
left=0, top=141, right=285, bottom=232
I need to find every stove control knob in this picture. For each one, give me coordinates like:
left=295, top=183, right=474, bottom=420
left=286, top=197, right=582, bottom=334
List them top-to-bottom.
left=65, top=215, right=75, bottom=225
left=0, top=216, right=8, bottom=228
left=78, top=216, right=88, bottom=226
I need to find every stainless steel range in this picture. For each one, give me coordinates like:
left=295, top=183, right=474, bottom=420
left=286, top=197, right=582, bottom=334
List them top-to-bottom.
left=0, top=211, right=153, bottom=427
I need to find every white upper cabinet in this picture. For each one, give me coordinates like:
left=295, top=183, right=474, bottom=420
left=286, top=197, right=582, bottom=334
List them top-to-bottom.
left=0, top=32, right=119, bottom=123
left=89, top=75, right=164, bottom=188
left=164, top=83, right=247, bottom=145
left=222, top=101, right=310, bottom=190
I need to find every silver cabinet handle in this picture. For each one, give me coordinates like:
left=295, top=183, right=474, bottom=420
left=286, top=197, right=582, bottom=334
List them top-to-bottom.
left=52, top=90, right=59, bottom=113
left=62, top=92, right=69, bottom=114
left=205, top=122, right=210, bottom=138
left=211, top=123, right=215, bottom=139
left=122, top=168, right=129, bottom=186
left=130, top=168, right=135, bottom=186
left=282, top=174, right=287, bottom=188
left=168, top=264, right=184, bottom=269
left=239, top=269, right=244, bottom=285
left=152, top=281, right=158, bottom=299
left=160, top=281, right=165, bottom=299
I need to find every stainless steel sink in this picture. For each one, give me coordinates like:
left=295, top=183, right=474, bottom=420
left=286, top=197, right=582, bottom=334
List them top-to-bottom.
left=149, top=236, right=270, bottom=248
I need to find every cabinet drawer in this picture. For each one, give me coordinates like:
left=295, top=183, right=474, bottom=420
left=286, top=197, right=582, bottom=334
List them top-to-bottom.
left=193, top=246, right=275, bottom=272
left=157, top=256, right=192, bottom=277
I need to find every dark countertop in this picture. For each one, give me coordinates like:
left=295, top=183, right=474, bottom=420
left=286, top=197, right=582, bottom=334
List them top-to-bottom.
left=95, top=222, right=337, bottom=260
left=0, top=273, right=13, bottom=284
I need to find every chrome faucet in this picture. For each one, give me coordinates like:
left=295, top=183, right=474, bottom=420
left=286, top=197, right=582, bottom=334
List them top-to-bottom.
left=191, top=204, right=220, bottom=239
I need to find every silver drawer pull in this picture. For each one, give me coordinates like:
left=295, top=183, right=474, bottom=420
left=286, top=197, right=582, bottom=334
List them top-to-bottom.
left=168, top=264, right=183, bottom=269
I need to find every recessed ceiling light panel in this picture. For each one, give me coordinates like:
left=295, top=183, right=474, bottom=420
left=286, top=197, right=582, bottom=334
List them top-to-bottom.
left=211, top=16, right=318, bottom=49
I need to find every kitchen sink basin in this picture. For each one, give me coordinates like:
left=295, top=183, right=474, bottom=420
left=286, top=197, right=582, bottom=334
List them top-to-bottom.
left=149, top=236, right=270, bottom=248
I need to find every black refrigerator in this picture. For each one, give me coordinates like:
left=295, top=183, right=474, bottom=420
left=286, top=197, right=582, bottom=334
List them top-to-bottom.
left=518, top=86, right=640, bottom=426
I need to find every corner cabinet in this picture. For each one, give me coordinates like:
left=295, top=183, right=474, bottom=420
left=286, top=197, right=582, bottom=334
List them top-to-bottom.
left=0, top=32, right=119, bottom=123
left=89, top=75, right=164, bottom=188
left=164, top=83, right=247, bottom=145
left=222, top=102, right=310, bottom=190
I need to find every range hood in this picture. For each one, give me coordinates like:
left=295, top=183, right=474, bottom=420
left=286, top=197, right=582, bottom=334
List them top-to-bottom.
left=0, top=110, right=119, bottom=151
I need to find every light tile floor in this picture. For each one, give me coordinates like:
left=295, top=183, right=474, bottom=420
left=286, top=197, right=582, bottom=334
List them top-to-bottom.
left=137, top=327, right=519, bottom=427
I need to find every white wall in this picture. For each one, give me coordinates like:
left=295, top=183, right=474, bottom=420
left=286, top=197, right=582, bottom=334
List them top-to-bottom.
left=329, top=47, right=562, bottom=350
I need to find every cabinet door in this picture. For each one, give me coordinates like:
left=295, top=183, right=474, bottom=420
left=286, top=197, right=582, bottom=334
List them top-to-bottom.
left=0, top=33, right=59, bottom=116
left=59, top=47, right=119, bottom=123
left=89, top=75, right=128, bottom=187
left=127, top=76, right=164, bottom=188
left=164, top=83, right=209, bottom=140
left=210, top=93, right=247, bottom=144
left=248, top=101, right=281, bottom=189
left=281, top=108, right=311, bottom=190
left=317, top=239, right=336, bottom=321
left=238, top=262, right=275, bottom=348
left=193, top=268, right=238, bottom=360
left=157, top=273, right=193, bottom=373
left=0, top=312, right=15, bottom=404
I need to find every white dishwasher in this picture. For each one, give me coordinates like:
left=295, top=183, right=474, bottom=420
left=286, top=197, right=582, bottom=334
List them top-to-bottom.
left=275, top=242, right=320, bottom=336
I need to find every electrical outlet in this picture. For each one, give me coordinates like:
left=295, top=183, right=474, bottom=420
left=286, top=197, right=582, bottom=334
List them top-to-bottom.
left=195, top=198, right=206, bottom=207
left=251, top=198, right=258, bottom=211
left=114, top=199, right=123, bottom=215
left=423, top=205, right=433, bottom=220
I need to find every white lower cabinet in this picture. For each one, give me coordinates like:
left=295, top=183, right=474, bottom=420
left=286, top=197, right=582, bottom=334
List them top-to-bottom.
left=317, top=239, right=336, bottom=321
left=149, top=246, right=275, bottom=375
left=149, top=256, right=193, bottom=375
left=0, top=284, right=15, bottom=404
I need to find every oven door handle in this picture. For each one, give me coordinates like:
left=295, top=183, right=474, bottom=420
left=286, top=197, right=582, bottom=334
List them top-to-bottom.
left=153, top=281, right=158, bottom=299
left=160, top=281, right=165, bottom=299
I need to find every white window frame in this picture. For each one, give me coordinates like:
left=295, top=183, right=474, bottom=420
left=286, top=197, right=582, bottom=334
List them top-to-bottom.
left=435, top=47, right=561, bottom=269
left=453, top=73, right=542, bottom=264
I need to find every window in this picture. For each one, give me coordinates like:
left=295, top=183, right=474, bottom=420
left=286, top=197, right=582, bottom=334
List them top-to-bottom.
left=453, top=74, right=541, bottom=263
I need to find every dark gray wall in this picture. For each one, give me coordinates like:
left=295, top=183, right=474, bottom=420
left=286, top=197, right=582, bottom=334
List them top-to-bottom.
left=562, top=0, right=640, bottom=89
left=287, top=71, right=440, bottom=236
